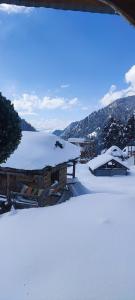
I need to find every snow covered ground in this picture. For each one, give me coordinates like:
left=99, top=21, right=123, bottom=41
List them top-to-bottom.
left=0, top=161, right=135, bottom=300
left=76, top=161, right=135, bottom=196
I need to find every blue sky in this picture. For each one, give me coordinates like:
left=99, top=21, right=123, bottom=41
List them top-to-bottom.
left=0, top=4, right=135, bottom=131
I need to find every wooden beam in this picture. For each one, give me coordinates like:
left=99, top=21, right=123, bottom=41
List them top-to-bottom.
left=0, top=0, right=114, bottom=14
left=103, top=0, right=135, bottom=26
left=0, top=1, right=135, bottom=25
left=73, top=161, right=76, bottom=178
left=6, top=173, right=10, bottom=200
left=67, top=173, right=73, bottom=177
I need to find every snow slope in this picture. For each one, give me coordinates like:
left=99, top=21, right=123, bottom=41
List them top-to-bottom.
left=1, top=131, right=80, bottom=170
left=0, top=163, right=135, bottom=300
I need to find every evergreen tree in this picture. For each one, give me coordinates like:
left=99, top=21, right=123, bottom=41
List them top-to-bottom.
left=0, top=93, right=22, bottom=163
left=125, top=114, right=135, bottom=143
left=102, top=117, right=126, bottom=149
left=117, top=120, right=128, bottom=148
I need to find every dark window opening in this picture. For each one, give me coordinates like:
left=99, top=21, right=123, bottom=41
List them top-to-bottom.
left=51, top=170, right=59, bottom=184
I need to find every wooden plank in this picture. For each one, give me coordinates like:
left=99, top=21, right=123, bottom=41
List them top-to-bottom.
left=0, top=0, right=114, bottom=14
left=0, top=0, right=134, bottom=25
left=6, top=173, right=10, bottom=199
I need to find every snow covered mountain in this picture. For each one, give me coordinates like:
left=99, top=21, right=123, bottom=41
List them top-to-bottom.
left=60, top=95, right=135, bottom=140
left=53, top=129, right=64, bottom=136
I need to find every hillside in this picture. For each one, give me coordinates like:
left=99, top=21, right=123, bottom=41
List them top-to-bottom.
left=60, top=95, right=135, bottom=139
left=21, top=119, right=36, bottom=132
left=53, top=129, right=64, bottom=136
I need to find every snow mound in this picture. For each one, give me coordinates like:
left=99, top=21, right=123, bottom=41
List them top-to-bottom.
left=1, top=131, right=80, bottom=170
left=106, top=145, right=122, bottom=157
left=123, top=146, right=135, bottom=158
left=123, top=147, right=128, bottom=158
left=0, top=192, right=135, bottom=300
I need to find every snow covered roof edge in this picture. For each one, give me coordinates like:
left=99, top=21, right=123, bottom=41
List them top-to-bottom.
left=1, top=131, right=80, bottom=171
left=88, top=154, right=129, bottom=171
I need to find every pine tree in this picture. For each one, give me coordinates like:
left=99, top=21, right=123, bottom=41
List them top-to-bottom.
left=0, top=93, right=22, bottom=163
left=126, top=114, right=135, bottom=144
left=102, top=117, right=126, bottom=149
left=117, top=120, right=128, bottom=148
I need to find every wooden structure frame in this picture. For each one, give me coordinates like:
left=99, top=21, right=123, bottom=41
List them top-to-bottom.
left=1, top=1, right=135, bottom=26
left=69, top=139, right=97, bottom=162
left=127, top=140, right=135, bottom=157
left=0, top=158, right=78, bottom=206
left=89, top=158, right=129, bottom=176
left=67, top=159, right=77, bottom=178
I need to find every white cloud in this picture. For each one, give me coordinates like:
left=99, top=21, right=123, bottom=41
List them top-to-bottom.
left=0, top=4, right=32, bottom=14
left=100, top=65, right=135, bottom=106
left=125, top=65, right=135, bottom=86
left=60, top=84, right=70, bottom=89
left=13, top=93, right=79, bottom=115
left=13, top=94, right=40, bottom=115
left=40, top=97, right=65, bottom=109
left=62, top=97, right=78, bottom=109
left=81, top=106, right=89, bottom=111
left=29, top=118, right=71, bottom=132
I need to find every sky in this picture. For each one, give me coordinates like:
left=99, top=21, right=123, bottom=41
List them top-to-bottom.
left=0, top=4, right=135, bottom=132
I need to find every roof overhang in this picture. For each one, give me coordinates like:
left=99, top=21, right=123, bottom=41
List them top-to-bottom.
left=0, top=0, right=115, bottom=14
left=0, top=1, right=135, bottom=25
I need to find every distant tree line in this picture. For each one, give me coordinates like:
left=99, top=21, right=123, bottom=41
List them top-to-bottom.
left=102, top=114, right=135, bottom=150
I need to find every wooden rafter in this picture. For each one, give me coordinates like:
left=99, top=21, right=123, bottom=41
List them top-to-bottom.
left=0, top=0, right=114, bottom=13
left=0, top=1, right=135, bottom=25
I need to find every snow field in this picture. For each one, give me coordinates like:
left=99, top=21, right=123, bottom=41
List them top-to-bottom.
left=0, top=162, right=135, bottom=299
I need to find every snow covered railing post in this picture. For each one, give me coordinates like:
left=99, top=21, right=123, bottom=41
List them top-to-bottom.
left=67, top=159, right=78, bottom=179
left=73, top=160, right=76, bottom=178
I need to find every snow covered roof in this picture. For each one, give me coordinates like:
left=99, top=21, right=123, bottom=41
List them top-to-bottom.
left=1, top=131, right=80, bottom=170
left=87, top=131, right=97, bottom=138
left=68, top=138, right=85, bottom=144
left=106, top=146, right=122, bottom=157
left=123, top=146, right=135, bottom=151
left=123, top=146, right=135, bottom=158
left=88, top=154, right=128, bottom=171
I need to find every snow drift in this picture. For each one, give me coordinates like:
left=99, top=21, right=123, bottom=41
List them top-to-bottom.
left=0, top=163, right=135, bottom=300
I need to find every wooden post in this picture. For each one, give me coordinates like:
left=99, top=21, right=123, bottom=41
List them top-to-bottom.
left=128, top=145, right=130, bottom=157
left=73, top=161, right=76, bottom=178
left=6, top=173, right=10, bottom=200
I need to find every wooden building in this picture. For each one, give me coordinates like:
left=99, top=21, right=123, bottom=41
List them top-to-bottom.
left=0, top=132, right=79, bottom=207
left=68, top=138, right=96, bottom=162
left=123, top=141, right=135, bottom=157
left=127, top=141, right=135, bottom=157
left=88, top=154, right=129, bottom=176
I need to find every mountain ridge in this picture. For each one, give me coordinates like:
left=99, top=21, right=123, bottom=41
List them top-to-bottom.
left=58, top=95, right=135, bottom=140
